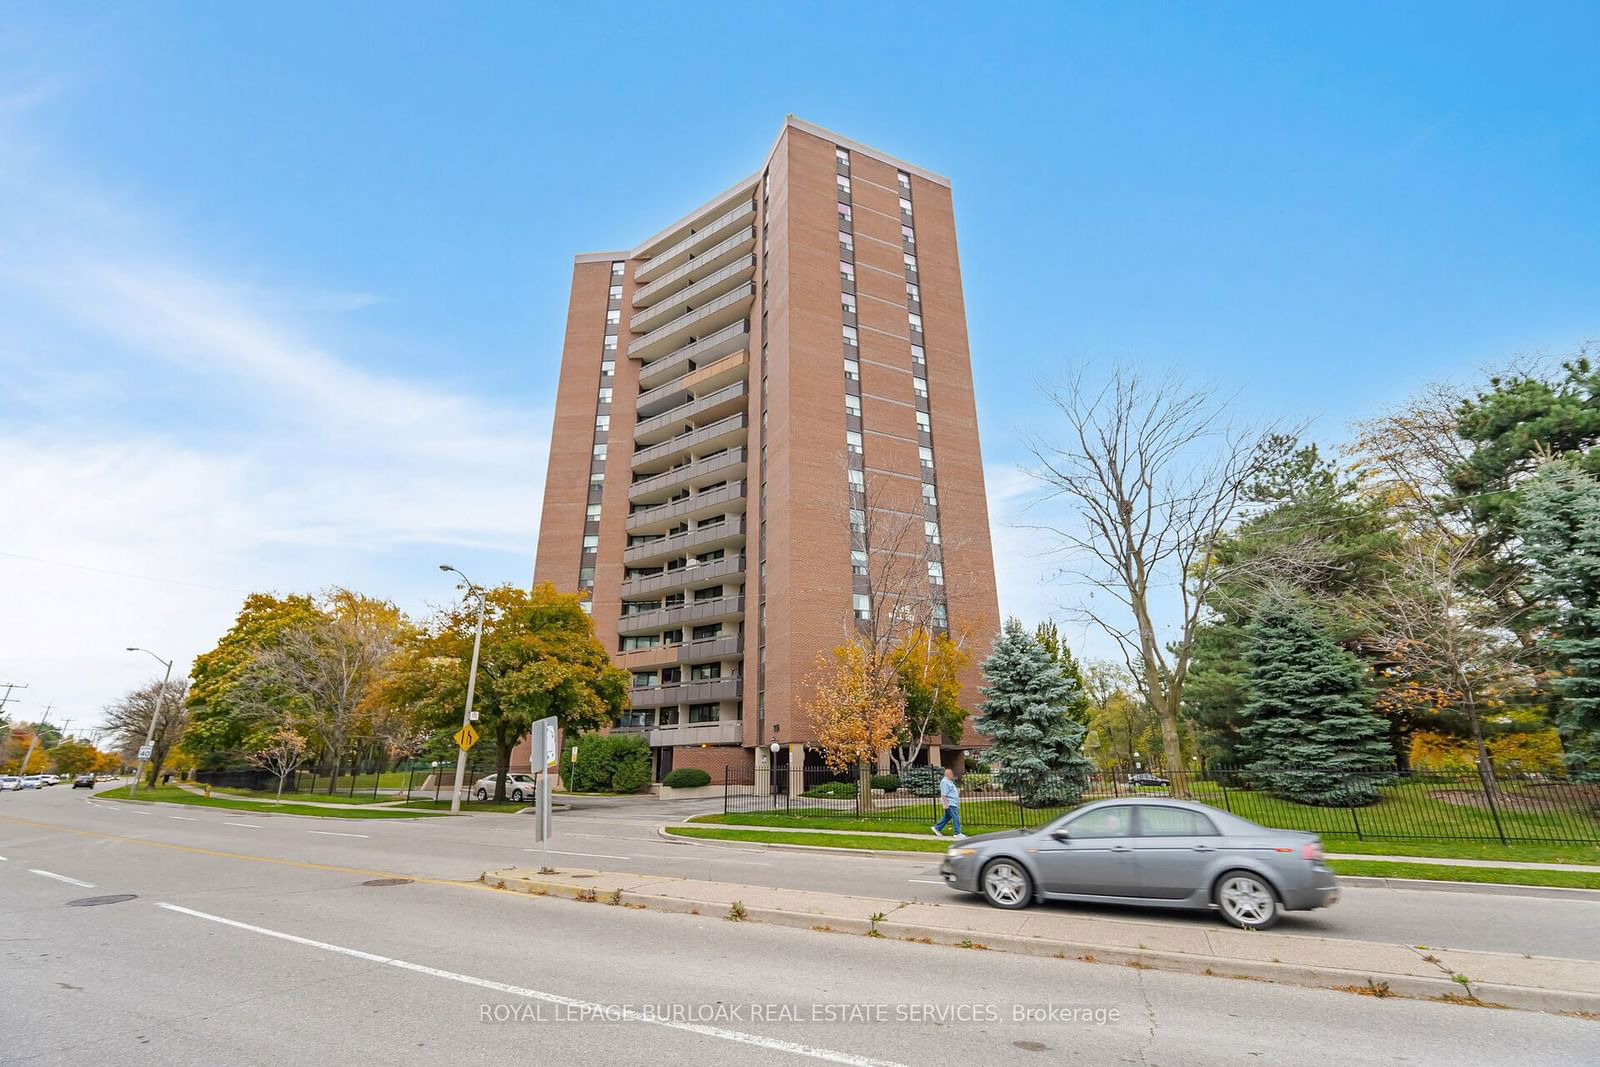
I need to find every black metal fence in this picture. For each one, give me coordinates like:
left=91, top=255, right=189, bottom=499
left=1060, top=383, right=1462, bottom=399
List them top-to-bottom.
left=190, top=746, right=514, bottom=807
left=725, top=764, right=1600, bottom=844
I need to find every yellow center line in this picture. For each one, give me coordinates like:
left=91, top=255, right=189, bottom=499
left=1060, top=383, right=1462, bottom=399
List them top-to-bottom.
left=0, top=812, right=503, bottom=895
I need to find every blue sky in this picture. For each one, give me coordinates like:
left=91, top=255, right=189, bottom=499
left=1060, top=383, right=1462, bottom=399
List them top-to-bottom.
left=2, top=2, right=1596, bottom=734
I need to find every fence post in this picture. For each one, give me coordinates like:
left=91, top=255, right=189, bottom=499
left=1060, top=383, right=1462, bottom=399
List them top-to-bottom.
left=1479, top=763, right=1508, bottom=846
left=723, top=767, right=729, bottom=816
left=1218, top=775, right=1233, bottom=814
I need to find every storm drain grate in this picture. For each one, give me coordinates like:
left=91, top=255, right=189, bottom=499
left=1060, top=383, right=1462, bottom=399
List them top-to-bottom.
left=361, top=878, right=413, bottom=887
left=66, top=894, right=138, bottom=907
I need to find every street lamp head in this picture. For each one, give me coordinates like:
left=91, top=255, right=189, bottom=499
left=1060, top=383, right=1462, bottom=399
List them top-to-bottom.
left=438, top=564, right=453, bottom=572
left=125, top=646, right=139, bottom=652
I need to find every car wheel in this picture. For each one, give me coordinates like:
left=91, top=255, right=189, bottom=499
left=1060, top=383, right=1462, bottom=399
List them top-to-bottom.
left=475, top=788, right=488, bottom=801
left=511, top=790, right=524, bottom=802
left=980, top=859, right=1033, bottom=910
left=1214, top=871, right=1280, bottom=930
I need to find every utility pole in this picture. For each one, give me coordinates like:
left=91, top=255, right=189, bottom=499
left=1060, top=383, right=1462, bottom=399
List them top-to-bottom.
left=439, top=564, right=488, bottom=815
left=126, top=648, right=175, bottom=795
left=0, top=681, right=27, bottom=717
left=14, top=704, right=53, bottom=780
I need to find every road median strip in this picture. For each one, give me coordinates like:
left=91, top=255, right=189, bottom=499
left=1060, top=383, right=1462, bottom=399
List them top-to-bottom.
left=480, top=864, right=1600, bottom=1016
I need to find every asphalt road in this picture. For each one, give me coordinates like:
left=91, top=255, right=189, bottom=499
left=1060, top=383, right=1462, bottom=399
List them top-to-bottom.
left=3, top=786, right=1598, bottom=1065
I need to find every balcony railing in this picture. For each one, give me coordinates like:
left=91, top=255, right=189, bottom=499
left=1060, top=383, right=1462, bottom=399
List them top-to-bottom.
left=634, top=200, right=756, bottom=284
left=632, top=227, right=757, bottom=308
left=628, top=255, right=754, bottom=333
left=627, top=284, right=754, bottom=361
left=637, top=321, right=748, bottom=389
left=636, top=350, right=746, bottom=419
left=633, top=380, right=748, bottom=445
left=631, top=412, right=748, bottom=473
left=628, top=448, right=747, bottom=504
left=625, top=481, right=746, bottom=535
left=621, top=518, right=746, bottom=567
left=619, top=553, right=746, bottom=599
left=616, top=594, right=746, bottom=636
left=616, top=633, right=744, bottom=671
left=628, top=675, right=744, bottom=709
left=647, top=718, right=745, bottom=747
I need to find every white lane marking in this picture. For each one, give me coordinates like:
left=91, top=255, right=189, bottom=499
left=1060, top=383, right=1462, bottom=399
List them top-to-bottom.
left=169, top=816, right=195, bottom=821
left=223, top=822, right=262, bottom=829
left=308, top=831, right=369, bottom=838
left=524, top=849, right=630, bottom=861
left=0, top=855, right=7, bottom=861
left=29, top=869, right=96, bottom=888
left=908, top=879, right=946, bottom=886
left=156, top=903, right=911, bottom=1067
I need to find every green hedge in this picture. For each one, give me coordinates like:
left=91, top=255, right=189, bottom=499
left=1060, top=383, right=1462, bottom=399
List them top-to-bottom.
left=560, top=733, right=651, bottom=794
left=901, top=766, right=943, bottom=797
left=662, top=768, right=712, bottom=788
left=871, top=774, right=901, bottom=792
left=801, top=781, right=858, bottom=799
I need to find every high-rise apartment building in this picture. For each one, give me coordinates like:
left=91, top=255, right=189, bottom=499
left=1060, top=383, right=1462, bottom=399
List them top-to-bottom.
left=530, top=117, right=1000, bottom=784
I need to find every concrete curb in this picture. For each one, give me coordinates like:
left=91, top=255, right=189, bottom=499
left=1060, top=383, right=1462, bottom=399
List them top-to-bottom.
left=657, top=824, right=934, bottom=860
left=481, top=866, right=1600, bottom=1016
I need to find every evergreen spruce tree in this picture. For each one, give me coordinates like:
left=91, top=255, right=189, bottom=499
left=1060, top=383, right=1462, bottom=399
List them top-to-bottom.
left=1519, top=462, right=1600, bottom=776
left=1238, top=607, right=1390, bottom=805
left=976, top=619, right=1093, bottom=807
left=1035, top=620, right=1091, bottom=724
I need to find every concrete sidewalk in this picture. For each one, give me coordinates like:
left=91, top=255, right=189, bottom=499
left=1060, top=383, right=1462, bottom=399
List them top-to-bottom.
left=691, top=821, right=1600, bottom=873
left=482, top=864, right=1600, bottom=1015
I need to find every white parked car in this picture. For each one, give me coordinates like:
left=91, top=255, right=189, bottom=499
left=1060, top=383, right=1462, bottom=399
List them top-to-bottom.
left=472, top=773, right=538, bottom=802
left=40, top=774, right=62, bottom=786
left=20, top=775, right=45, bottom=789
left=0, top=776, right=20, bottom=791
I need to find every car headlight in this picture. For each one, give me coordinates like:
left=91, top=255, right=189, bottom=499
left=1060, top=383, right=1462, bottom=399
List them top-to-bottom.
left=947, top=848, right=977, bottom=858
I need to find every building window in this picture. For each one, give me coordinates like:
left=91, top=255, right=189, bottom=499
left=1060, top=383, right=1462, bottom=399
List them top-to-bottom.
left=836, top=147, right=850, bottom=166
left=897, top=170, right=911, bottom=190
left=836, top=175, right=851, bottom=196
left=900, top=197, right=914, bottom=215
left=837, top=201, right=852, bottom=223
left=901, top=224, right=916, bottom=246
left=839, top=230, right=853, bottom=251
left=904, top=253, right=918, bottom=273
left=840, top=260, right=854, bottom=282
left=611, top=261, right=624, bottom=277
left=906, top=283, right=920, bottom=303
left=609, top=284, right=622, bottom=300
left=841, top=291, right=856, bottom=314
left=606, top=309, right=620, bottom=325
left=908, top=312, right=923, bottom=332
left=842, top=324, right=858, bottom=347
left=603, top=335, right=618, bottom=351
left=910, top=344, right=925, bottom=365
left=844, top=358, right=859, bottom=381
left=601, top=359, right=615, bottom=376
left=913, top=376, right=928, bottom=399
left=598, top=387, right=613, bottom=404
left=845, top=393, right=861, bottom=417
left=916, top=410, right=931, bottom=433
left=595, top=414, right=610, bottom=432
left=846, top=431, right=863, bottom=455
left=593, top=443, right=607, bottom=459
left=920, top=445, right=935, bottom=466
left=848, top=468, right=864, bottom=490
left=590, top=471, right=605, bottom=486
left=922, top=483, right=937, bottom=505
left=586, top=504, right=602, bottom=521
left=849, top=508, right=866, bottom=534
left=925, top=520, right=941, bottom=544
left=582, top=534, right=599, bottom=550
left=851, top=549, right=868, bottom=576
left=928, top=561, right=945, bottom=586
left=853, top=594, right=871, bottom=621
left=580, top=601, right=592, bottom=614
left=931, top=602, right=948, bottom=629
left=692, top=623, right=722, bottom=640
left=690, top=663, right=721, bottom=681
left=632, top=671, right=659, bottom=688
left=688, top=703, right=720, bottom=723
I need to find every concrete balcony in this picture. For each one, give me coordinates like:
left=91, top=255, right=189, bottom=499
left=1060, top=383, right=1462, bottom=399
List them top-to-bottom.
left=634, top=200, right=757, bottom=284
left=632, top=228, right=757, bottom=308
left=629, top=254, right=754, bottom=333
left=627, top=284, right=754, bottom=362
left=637, top=322, right=747, bottom=390
left=636, top=350, right=747, bottom=420
left=633, top=380, right=748, bottom=446
left=631, top=412, right=748, bottom=475
left=629, top=448, right=747, bottom=506
left=625, top=480, right=746, bottom=536
left=622, top=518, right=745, bottom=567
left=620, top=552, right=746, bottom=599
left=616, top=594, right=745, bottom=637
left=616, top=633, right=744, bottom=672
left=629, top=675, right=744, bottom=710
left=647, top=718, right=744, bottom=747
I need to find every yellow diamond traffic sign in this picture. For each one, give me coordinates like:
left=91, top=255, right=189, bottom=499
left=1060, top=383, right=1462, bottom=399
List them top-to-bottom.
left=454, top=723, right=480, bottom=750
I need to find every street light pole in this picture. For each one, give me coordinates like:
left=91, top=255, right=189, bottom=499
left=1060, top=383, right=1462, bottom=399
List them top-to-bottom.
left=440, top=565, right=488, bottom=815
left=127, top=648, right=174, bottom=796
left=13, top=704, right=52, bottom=784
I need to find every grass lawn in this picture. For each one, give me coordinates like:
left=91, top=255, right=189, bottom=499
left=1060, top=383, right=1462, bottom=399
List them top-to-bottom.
left=98, top=785, right=445, bottom=819
left=210, top=787, right=397, bottom=805
left=397, top=798, right=531, bottom=814
left=665, top=826, right=950, bottom=853
left=1319, top=838, right=1600, bottom=866
left=1326, top=859, right=1600, bottom=891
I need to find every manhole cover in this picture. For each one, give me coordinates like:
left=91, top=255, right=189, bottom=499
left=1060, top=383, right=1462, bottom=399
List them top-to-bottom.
left=361, top=878, right=413, bottom=887
left=66, top=894, right=138, bottom=907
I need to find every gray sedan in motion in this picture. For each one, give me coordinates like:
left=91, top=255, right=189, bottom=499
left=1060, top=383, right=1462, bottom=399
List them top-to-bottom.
left=938, top=797, right=1339, bottom=929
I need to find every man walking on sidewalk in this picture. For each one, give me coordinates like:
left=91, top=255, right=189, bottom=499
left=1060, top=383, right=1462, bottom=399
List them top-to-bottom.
left=932, top=767, right=965, bottom=839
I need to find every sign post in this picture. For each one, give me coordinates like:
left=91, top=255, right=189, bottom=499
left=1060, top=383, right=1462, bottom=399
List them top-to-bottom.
left=527, top=716, right=559, bottom=872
